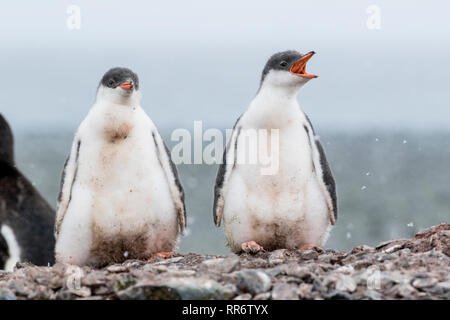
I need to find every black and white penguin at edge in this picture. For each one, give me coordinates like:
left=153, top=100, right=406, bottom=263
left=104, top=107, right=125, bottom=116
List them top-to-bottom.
left=213, top=50, right=337, bottom=253
left=54, top=67, right=186, bottom=267
left=0, top=114, right=55, bottom=271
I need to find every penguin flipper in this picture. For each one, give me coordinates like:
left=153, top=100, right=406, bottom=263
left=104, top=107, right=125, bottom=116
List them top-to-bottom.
left=303, top=114, right=338, bottom=224
left=213, top=116, right=242, bottom=227
left=151, top=131, right=186, bottom=234
left=55, top=137, right=81, bottom=238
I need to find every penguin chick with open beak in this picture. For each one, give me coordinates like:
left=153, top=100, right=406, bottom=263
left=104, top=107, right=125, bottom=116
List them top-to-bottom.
left=213, top=51, right=337, bottom=254
left=55, top=67, right=186, bottom=267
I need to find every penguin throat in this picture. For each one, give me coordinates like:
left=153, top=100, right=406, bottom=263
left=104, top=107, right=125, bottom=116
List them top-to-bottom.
left=256, top=81, right=300, bottom=103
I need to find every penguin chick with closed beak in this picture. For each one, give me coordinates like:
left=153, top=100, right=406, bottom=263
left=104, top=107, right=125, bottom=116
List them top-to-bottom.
left=55, top=67, right=186, bottom=267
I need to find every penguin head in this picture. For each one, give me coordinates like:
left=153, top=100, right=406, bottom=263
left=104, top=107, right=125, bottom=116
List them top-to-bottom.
left=259, top=50, right=317, bottom=90
left=97, top=67, right=141, bottom=105
left=0, top=114, right=14, bottom=165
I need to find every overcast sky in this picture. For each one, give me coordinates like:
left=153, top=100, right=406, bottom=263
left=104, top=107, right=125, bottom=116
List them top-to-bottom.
left=1, top=0, right=449, bottom=131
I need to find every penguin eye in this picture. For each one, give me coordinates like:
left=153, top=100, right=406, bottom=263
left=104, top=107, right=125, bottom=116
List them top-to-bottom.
left=280, top=61, right=288, bottom=67
left=108, top=79, right=115, bottom=87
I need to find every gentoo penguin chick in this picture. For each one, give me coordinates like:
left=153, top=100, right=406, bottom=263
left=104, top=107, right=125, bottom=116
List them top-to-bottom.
left=213, top=50, right=337, bottom=254
left=55, top=67, right=186, bottom=267
left=0, top=114, right=55, bottom=270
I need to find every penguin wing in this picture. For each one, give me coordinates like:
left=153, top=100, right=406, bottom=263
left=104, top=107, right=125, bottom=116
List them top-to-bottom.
left=304, top=114, right=338, bottom=224
left=213, top=116, right=242, bottom=227
left=151, top=131, right=186, bottom=234
left=54, top=137, right=81, bottom=238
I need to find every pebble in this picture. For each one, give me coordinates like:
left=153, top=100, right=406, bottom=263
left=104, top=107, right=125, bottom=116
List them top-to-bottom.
left=0, top=224, right=448, bottom=300
left=299, top=250, right=319, bottom=260
left=200, top=257, right=240, bottom=273
left=237, top=269, right=272, bottom=295
left=412, top=277, right=438, bottom=289
left=271, top=283, right=299, bottom=300
left=0, top=288, right=17, bottom=300
left=364, top=290, right=382, bottom=300
left=253, top=292, right=271, bottom=300
left=233, top=293, right=252, bottom=300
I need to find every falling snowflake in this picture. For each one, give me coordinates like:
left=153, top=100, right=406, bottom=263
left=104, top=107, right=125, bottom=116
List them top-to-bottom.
left=375, top=138, right=379, bottom=142
left=403, top=140, right=407, bottom=144
left=366, top=172, right=370, bottom=176
left=361, top=186, right=367, bottom=190
left=407, top=222, right=414, bottom=227
left=346, top=232, right=352, bottom=239
left=123, top=251, right=129, bottom=258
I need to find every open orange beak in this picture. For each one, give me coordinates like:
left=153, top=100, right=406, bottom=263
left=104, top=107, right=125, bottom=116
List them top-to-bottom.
left=290, top=51, right=318, bottom=79
left=119, top=81, right=134, bottom=91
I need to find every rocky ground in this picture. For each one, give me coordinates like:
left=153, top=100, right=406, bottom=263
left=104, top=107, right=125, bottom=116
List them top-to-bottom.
left=0, top=224, right=449, bottom=300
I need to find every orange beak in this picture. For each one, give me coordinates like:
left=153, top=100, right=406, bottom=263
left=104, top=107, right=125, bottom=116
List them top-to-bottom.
left=290, top=51, right=318, bottom=79
left=119, top=81, right=134, bottom=91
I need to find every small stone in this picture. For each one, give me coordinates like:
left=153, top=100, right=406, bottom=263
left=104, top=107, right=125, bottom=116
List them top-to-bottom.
left=351, top=245, right=374, bottom=254
left=268, top=249, right=288, bottom=265
left=299, top=250, right=319, bottom=260
left=318, top=254, right=332, bottom=263
left=152, top=256, right=183, bottom=265
left=200, top=257, right=239, bottom=273
left=106, top=265, right=128, bottom=273
left=336, top=265, right=354, bottom=274
left=166, top=270, right=196, bottom=277
left=237, top=270, right=272, bottom=295
left=82, top=271, right=106, bottom=287
left=324, top=274, right=356, bottom=293
left=335, top=275, right=357, bottom=292
left=412, top=277, right=438, bottom=289
left=163, top=278, right=236, bottom=300
left=427, top=281, right=450, bottom=295
left=271, top=283, right=299, bottom=300
left=298, top=283, right=313, bottom=299
left=389, top=283, right=417, bottom=298
left=117, top=284, right=181, bottom=300
left=69, top=286, right=92, bottom=298
left=93, top=286, right=113, bottom=295
left=0, top=288, right=17, bottom=300
left=55, top=289, right=77, bottom=300
left=364, top=290, right=382, bottom=300
left=327, top=291, right=355, bottom=300
left=253, top=292, right=271, bottom=300
left=233, top=293, right=252, bottom=300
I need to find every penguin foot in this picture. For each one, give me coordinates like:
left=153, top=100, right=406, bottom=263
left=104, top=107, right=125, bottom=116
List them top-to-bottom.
left=241, top=241, right=264, bottom=254
left=298, top=244, right=323, bottom=252
left=149, top=251, right=174, bottom=260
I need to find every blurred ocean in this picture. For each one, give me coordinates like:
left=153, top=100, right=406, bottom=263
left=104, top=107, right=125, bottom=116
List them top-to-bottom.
left=14, top=128, right=450, bottom=254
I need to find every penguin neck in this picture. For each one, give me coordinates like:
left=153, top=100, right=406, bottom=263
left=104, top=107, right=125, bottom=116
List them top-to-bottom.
left=254, top=81, right=301, bottom=108
left=249, top=82, right=303, bottom=126
left=95, top=86, right=141, bottom=108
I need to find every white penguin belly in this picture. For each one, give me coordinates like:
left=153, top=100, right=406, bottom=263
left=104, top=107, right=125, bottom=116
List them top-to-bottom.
left=56, top=118, right=178, bottom=266
left=223, top=125, right=330, bottom=252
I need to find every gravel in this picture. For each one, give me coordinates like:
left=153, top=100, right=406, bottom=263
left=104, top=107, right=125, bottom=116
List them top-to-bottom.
left=0, top=223, right=448, bottom=300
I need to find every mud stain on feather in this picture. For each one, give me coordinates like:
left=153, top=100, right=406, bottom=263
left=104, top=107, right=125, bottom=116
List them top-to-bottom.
left=104, top=122, right=133, bottom=143
left=249, top=216, right=307, bottom=251
left=89, top=220, right=177, bottom=267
